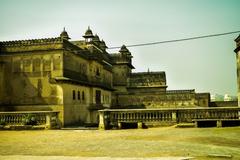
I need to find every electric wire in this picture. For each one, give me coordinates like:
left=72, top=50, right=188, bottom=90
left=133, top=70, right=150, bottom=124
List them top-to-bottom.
left=107, top=30, right=240, bottom=49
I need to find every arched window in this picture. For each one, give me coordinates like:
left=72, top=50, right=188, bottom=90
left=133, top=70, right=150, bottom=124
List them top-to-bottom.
left=96, top=67, right=100, bottom=76
left=72, top=90, right=76, bottom=100
left=77, top=91, right=80, bottom=100
left=82, top=91, right=85, bottom=100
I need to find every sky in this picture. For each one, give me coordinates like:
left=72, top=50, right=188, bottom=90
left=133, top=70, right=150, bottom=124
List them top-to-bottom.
left=0, top=0, right=240, bottom=96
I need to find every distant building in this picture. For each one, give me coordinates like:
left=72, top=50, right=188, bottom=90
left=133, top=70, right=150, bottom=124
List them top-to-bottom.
left=0, top=27, right=210, bottom=126
left=224, top=94, right=232, bottom=101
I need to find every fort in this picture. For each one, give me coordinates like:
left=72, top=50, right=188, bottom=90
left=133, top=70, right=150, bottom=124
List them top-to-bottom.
left=0, top=27, right=239, bottom=129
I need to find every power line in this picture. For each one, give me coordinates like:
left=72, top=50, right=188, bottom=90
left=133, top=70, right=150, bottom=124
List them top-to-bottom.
left=107, top=30, right=240, bottom=49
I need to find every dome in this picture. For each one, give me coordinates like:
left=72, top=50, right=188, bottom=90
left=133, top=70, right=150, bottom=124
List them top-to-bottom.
left=83, top=26, right=94, bottom=38
left=60, top=27, right=70, bottom=40
left=119, top=45, right=129, bottom=53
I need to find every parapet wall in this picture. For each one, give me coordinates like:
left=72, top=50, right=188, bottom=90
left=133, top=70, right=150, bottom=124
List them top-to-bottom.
left=128, top=72, right=166, bottom=88
left=112, top=90, right=206, bottom=108
left=209, top=101, right=238, bottom=107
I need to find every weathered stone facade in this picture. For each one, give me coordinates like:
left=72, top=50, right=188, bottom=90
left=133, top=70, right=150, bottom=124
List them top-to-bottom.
left=0, top=27, right=210, bottom=126
left=0, top=28, right=113, bottom=126
left=234, top=34, right=240, bottom=106
left=110, top=45, right=210, bottom=109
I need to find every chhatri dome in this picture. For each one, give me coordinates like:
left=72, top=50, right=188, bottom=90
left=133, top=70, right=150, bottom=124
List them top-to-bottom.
left=83, top=26, right=94, bottom=39
left=60, top=27, right=70, bottom=40
left=119, top=45, right=132, bottom=56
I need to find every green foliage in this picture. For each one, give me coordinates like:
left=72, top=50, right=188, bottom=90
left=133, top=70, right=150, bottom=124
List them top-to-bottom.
left=23, top=114, right=37, bottom=125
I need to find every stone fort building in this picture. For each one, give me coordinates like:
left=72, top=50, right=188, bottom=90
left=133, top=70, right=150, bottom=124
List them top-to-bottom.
left=0, top=27, right=210, bottom=126
left=235, top=34, right=240, bottom=105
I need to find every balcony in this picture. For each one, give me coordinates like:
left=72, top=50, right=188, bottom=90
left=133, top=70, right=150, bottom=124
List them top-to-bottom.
left=61, top=69, right=113, bottom=90
left=88, top=103, right=107, bottom=110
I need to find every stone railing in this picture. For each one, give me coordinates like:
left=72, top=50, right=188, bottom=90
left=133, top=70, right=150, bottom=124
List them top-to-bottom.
left=98, top=107, right=240, bottom=129
left=177, top=107, right=240, bottom=123
left=109, top=110, right=174, bottom=123
left=0, top=111, right=60, bottom=129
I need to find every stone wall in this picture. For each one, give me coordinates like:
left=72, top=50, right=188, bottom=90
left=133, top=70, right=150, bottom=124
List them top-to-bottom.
left=235, top=35, right=240, bottom=106
left=0, top=38, right=114, bottom=126
left=63, top=50, right=113, bottom=89
left=63, top=50, right=89, bottom=81
left=0, top=51, right=63, bottom=105
left=0, top=62, right=5, bottom=108
left=112, top=65, right=130, bottom=86
left=128, top=72, right=166, bottom=88
left=60, top=83, right=112, bottom=125
left=113, top=90, right=198, bottom=108
left=195, top=93, right=210, bottom=107
left=209, top=101, right=238, bottom=107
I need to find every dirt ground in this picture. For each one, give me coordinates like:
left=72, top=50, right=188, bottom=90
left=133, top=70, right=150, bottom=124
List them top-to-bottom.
left=0, top=126, right=240, bottom=160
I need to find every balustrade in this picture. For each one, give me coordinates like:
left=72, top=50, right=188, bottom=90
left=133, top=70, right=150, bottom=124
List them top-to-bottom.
left=104, top=107, right=240, bottom=127
left=0, top=111, right=60, bottom=128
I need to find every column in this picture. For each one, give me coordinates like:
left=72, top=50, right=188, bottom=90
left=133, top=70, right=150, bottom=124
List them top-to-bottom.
left=98, top=111, right=106, bottom=130
left=172, top=111, right=177, bottom=122
left=45, top=114, right=51, bottom=129
left=217, top=120, right=222, bottom=128
left=194, top=121, right=198, bottom=128
left=118, top=122, right=122, bottom=129
left=137, top=122, right=143, bottom=129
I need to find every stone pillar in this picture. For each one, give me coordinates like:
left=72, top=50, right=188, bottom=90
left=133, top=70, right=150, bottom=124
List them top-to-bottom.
left=98, top=111, right=106, bottom=130
left=172, top=111, right=177, bottom=122
left=45, top=114, right=51, bottom=129
left=217, top=120, right=222, bottom=128
left=194, top=121, right=198, bottom=128
left=118, top=122, right=122, bottom=129
left=138, top=122, right=143, bottom=129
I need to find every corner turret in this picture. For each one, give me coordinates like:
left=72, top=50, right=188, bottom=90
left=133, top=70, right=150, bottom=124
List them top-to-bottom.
left=83, top=26, right=94, bottom=43
left=60, top=27, right=70, bottom=40
left=235, top=34, right=240, bottom=53
left=119, top=45, right=132, bottom=58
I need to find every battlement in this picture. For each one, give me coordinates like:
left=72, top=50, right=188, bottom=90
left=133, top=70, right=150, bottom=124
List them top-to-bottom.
left=0, top=37, right=63, bottom=47
left=0, top=37, right=65, bottom=53
left=110, top=53, right=134, bottom=69
left=128, top=71, right=167, bottom=90
left=130, top=71, right=165, bottom=77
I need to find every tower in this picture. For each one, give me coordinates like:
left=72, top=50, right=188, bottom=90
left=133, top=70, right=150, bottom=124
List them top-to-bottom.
left=83, top=26, right=94, bottom=43
left=60, top=27, right=70, bottom=40
left=111, top=45, right=134, bottom=92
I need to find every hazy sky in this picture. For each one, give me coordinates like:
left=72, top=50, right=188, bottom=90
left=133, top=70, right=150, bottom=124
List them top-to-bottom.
left=1, top=0, right=240, bottom=96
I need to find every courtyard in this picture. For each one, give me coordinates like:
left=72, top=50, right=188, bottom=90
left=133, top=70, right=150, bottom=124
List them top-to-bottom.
left=0, top=126, right=240, bottom=160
